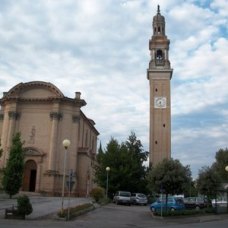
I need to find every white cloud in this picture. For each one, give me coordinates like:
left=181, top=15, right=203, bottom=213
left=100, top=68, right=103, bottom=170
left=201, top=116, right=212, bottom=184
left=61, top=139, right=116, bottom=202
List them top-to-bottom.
left=0, top=0, right=227, bottom=178
left=211, top=0, right=228, bottom=17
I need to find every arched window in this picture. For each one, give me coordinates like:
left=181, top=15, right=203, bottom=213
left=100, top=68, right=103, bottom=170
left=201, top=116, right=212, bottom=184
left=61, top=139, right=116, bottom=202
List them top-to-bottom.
left=155, top=49, right=164, bottom=65
left=156, top=50, right=163, bottom=60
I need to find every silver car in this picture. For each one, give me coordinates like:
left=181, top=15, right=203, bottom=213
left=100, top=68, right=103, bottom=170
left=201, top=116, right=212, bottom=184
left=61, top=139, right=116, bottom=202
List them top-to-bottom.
left=113, top=191, right=131, bottom=205
left=131, top=193, right=148, bottom=205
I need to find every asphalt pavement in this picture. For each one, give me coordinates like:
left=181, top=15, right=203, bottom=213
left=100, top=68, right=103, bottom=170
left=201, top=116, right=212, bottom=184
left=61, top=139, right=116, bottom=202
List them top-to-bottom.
left=0, top=192, right=92, bottom=220
left=0, top=192, right=228, bottom=225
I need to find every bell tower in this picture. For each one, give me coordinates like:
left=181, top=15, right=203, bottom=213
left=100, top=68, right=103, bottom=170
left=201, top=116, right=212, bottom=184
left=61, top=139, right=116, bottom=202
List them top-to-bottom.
left=147, top=5, right=173, bottom=166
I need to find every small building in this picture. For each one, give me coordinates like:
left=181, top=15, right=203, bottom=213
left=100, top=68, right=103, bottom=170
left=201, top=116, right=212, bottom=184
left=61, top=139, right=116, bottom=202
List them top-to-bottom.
left=0, top=81, right=99, bottom=196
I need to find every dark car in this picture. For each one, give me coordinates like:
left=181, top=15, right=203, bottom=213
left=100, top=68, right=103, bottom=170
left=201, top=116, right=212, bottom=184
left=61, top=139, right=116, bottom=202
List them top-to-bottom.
left=183, top=197, right=207, bottom=210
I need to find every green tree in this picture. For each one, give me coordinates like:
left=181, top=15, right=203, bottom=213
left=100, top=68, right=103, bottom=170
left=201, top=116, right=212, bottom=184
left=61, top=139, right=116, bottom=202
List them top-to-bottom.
left=2, top=132, right=24, bottom=198
left=94, top=132, right=148, bottom=197
left=124, top=132, right=148, bottom=192
left=94, top=137, right=121, bottom=195
left=96, top=141, right=104, bottom=164
left=211, top=148, right=228, bottom=182
left=147, top=158, right=192, bottom=206
left=196, top=166, right=221, bottom=200
left=183, top=180, right=198, bottom=197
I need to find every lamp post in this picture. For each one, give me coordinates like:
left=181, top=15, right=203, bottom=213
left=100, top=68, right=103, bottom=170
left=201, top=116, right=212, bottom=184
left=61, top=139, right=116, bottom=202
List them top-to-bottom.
left=61, top=139, right=71, bottom=215
left=225, top=165, right=228, bottom=213
left=225, top=166, right=228, bottom=172
left=106, top=167, right=110, bottom=198
left=67, top=169, right=74, bottom=221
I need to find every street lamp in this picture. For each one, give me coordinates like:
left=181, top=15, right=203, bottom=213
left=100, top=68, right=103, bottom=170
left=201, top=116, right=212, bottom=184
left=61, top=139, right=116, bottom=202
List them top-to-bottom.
left=61, top=139, right=71, bottom=215
left=225, top=166, right=228, bottom=172
left=226, top=166, right=228, bottom=213
left=106, top=167, right=110, bottom=198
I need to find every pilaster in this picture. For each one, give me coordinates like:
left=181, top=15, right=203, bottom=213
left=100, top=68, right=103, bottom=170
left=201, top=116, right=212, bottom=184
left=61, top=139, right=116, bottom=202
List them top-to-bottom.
left=48, top=109, right=62, bottom=171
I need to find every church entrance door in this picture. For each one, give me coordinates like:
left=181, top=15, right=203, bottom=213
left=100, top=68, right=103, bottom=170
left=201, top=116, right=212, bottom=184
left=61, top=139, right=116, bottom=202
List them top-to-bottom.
left=22, top=160, right=37, bottom=192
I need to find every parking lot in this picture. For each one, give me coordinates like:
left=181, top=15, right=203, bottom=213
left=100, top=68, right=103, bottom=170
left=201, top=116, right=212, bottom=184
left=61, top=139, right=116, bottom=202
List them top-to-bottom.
left=0, top=194, right=228, bottom=228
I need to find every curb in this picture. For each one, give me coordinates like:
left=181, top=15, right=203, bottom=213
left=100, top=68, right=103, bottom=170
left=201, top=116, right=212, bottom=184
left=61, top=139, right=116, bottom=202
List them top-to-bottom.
left=54, top=203, right=96, bottom=221
left=150, top=210, right=228, bottom=224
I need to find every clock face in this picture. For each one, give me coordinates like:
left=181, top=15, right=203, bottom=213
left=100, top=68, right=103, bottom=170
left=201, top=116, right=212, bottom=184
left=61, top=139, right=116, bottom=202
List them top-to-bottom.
left=154, top=97, right=166, bottom=108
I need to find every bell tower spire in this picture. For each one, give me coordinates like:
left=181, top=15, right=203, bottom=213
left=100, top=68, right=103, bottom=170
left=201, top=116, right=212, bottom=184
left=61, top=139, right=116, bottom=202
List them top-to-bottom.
left=153, top=5, right=166, bottom=37
left=147, top=6, right=173, bottom=167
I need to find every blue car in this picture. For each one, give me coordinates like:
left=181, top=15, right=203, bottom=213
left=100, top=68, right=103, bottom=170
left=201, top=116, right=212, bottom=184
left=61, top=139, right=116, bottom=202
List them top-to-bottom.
left=150, top=196, right=185, bottom=212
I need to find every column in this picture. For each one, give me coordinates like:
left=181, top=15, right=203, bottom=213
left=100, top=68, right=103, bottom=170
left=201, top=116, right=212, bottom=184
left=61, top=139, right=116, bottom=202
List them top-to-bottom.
left=2, top=111, right=20, bottom=165
left=48, top=111, right=62, bottom=171
left=70, top=115, right=80, bottom=192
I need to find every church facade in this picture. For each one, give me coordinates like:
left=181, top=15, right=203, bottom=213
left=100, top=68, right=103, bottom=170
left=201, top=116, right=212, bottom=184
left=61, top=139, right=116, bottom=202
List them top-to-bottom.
left=147, top=6, right=173, bottom=166
left=0, top=81, right=99, bottom=196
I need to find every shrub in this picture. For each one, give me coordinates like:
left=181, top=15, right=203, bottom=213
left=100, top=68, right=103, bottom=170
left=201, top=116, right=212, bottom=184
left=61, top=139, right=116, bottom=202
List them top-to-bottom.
left=90, top=187, right=105, bottom=202
left=17, top=195, right=33, bottom=216
left=57, top=203, right=94, bottom=219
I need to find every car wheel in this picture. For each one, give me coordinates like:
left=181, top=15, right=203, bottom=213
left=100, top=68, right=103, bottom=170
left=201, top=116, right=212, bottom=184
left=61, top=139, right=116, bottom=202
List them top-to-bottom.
left=195, top=206, right=200, bottom=210
left=151, top=207, right=155, bottom=212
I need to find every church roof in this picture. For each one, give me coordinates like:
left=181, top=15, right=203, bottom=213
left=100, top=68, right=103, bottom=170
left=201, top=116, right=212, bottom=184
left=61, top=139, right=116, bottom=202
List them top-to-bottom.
left=0, top=81, right=86, bottom=107
left=3, top=81, right=64, bottom=99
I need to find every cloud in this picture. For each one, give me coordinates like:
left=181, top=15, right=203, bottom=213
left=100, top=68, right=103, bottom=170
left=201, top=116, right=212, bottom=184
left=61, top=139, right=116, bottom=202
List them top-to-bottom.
left=0, top=0, right=227, bottom=179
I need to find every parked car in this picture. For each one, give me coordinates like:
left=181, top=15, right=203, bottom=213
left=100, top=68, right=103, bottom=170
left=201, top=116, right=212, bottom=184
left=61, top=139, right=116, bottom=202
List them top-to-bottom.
left=113, top=191, right=131, bottom=205
left=131, top=193, right=148, bottom=205
left=150, top=196, right=185, bottom=212
left=183, top=197, right=207, bottom=210
left=211, top=199, right=227, bottom=208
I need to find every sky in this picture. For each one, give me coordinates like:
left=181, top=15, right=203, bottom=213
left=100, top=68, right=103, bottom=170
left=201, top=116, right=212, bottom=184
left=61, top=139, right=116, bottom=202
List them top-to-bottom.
left=0, top=0, right=227, bottom=178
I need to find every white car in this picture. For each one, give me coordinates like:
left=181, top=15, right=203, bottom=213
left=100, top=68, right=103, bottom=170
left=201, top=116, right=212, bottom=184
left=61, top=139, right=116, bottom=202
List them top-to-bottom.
left=113, top=191, right=131, bottom=205
left=211, top=199, right=227, bottom=208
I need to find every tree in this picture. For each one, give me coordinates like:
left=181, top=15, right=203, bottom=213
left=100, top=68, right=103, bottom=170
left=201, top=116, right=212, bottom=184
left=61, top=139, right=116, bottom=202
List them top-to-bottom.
left=2, top=132, right=24, bottom=198
left=94, top=132, right=148, bottom=197
left=124, top=132, right=148, bottom=192
left=94, top=137, right=121, bottom=195
left=211, top=148, right=228, bottom=182
left=147, top=158, right=192, bottom=206
left=196, top=166, right=221, bottom=200
left=183, top=180, right=198, bottom=197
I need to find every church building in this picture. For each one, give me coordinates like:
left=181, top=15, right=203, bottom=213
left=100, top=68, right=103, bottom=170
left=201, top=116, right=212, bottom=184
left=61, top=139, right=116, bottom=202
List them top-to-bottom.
left=147, top=6, right=173, bottom=166
left=0, top=81, right=99, bottom=196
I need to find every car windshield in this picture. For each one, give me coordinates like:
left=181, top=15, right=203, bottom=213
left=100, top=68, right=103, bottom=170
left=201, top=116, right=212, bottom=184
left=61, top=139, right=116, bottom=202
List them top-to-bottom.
left=120, top=192, right=131, bottom=197
left=137, top=194, right=146, bottom=198
left=156, top=197, right=183, bottom=203
left=175, top=198, right=184, bottom=204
